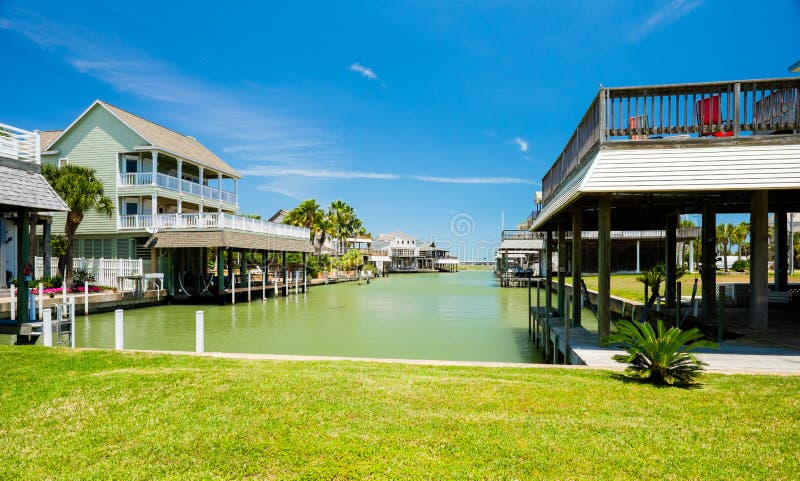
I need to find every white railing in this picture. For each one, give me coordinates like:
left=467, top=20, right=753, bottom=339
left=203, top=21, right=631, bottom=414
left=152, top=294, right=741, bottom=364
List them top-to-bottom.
left=0, top=122, right=40, bottom=164
left=118, top=171, right=237, bottom=204
left=118, top=213, right=311, bottom=240
left=34, top=257, right=143, bottom=288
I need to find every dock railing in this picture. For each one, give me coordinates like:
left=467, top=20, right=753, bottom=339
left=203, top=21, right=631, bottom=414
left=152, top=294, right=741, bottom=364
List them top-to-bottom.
left=542, top=78, right=800, bottom=202
left=0, top=122, right=40, bottom=164
left=118, top=212, right=310, bottom=239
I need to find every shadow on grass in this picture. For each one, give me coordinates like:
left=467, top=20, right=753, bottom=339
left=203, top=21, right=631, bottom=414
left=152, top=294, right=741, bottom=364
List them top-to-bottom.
left=609, top=372, right=705, bottom=390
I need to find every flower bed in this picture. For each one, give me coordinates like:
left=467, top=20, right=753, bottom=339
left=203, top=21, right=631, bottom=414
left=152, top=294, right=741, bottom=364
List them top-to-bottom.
left=31, top=285, right=106, bottom=295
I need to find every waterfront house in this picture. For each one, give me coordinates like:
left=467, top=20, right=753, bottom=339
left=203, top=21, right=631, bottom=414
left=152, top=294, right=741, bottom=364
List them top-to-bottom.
left=530, top=76, right=800, bottom=342
left=38, top=101, right=313, bottom=298
left=0, top=122, right=68, bottom=338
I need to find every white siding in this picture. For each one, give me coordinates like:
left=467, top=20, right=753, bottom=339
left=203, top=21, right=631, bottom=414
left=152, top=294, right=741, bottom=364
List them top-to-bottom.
left=582, top=143, right=800, bottom=192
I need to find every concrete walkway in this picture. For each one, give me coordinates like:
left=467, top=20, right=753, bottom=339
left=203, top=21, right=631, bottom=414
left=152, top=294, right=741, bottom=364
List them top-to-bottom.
left=552, top=325, right=800, bottom=375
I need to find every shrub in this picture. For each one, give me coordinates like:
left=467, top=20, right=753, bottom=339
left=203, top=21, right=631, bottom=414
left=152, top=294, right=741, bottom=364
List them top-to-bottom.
left=731, top=259, right=749, bottom=272
left=72, top=268, right=96, bottom=287
left=608, top=319, right=716, bottom=385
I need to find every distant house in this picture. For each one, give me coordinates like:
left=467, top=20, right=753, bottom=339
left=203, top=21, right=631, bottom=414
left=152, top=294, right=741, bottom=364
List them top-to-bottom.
left=372, top=231, right=458, bottom=272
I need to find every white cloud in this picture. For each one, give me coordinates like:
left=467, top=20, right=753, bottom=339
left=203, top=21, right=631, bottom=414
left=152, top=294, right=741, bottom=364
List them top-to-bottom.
left=632, top=0, right=702, bottom=38
left=349, top=62, right=378, bottom=80
left=513, top=137, right=528, bottom=152
left=242, top=166, right=537, bottom=185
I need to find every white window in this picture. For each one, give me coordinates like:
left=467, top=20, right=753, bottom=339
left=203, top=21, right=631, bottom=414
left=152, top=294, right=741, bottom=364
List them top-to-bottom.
left=58, top=157, right=69, bottom=167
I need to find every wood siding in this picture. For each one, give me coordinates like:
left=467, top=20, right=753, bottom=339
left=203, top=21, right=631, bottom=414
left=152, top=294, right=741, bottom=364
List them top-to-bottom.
left=44, top=105, right=146, bottom=235
left=582, top=143, right=800, bottom=192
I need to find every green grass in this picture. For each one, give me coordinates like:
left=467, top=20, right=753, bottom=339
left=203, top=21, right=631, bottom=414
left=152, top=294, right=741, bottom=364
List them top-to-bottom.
left=2, top=346, right=799, bottom=480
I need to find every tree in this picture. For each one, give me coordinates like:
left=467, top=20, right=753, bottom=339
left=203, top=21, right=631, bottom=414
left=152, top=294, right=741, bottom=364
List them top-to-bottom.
left=43, top=165, right=114, bottom=286
left=284, top=199, right=330, bottom=256
left=328, top=200, right=358, bottom=255
left=716, top=223, right=736, bottom=273
left=340, top=248, right=363, bottom=272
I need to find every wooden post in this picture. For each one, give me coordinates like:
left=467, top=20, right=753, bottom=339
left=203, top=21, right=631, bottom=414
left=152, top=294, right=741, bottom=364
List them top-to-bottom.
left=749, top=191, right=768, bottom=329
left=597, top=196, right=611, bottom=342
left=701, top=201, right=717, bottom=319
left=17, top=208, right=30, bottom=325
left=571, top=209, right=582, bottom=327
left=775, top=210, right=789, bottom=292
left=665, top=213, right=678, bottom=308
left=557, top=221, right=566, bottom=316
left=545, top=229, right=553, bottom=316
left=217, top=247, right=225, bottom=306
left=282, top=251, right=288, bottom=296
left=303, top=252, right=307, bottom=293
left=247, top=272, right=251, bottom=303
left=527, top=275, right=532, bottom=337
left=536, top=278, right=541, bottom=345
left=84, top=281, right=89, bottom=315
left=676, top=281, right=682, bottom=328
left=38, top=283, right=44, bottom=321
left=718, top=285, right=726, bottom=343
left=564, top=292, right=570, bottom=365
left=43, top=308, right=52, bottom=347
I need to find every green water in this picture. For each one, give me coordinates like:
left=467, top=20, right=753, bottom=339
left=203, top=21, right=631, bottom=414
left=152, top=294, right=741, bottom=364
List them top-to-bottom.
left=71, top=271, right=550, bottom=363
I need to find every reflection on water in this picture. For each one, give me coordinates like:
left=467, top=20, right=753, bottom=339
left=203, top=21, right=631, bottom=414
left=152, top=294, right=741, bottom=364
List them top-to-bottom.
left=11, top=271, right=549, bottom=363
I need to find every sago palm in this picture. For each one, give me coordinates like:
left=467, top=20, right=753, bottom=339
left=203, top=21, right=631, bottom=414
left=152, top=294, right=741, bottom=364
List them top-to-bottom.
left=609, top=319, right=716, bottom=385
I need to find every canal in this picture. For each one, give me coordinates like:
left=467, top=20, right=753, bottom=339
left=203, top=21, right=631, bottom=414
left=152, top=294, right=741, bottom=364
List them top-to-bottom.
left=67, top=271, right=551, bottom=363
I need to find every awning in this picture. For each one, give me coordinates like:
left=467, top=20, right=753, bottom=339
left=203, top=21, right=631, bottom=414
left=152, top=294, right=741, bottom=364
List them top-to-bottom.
left=146, top=230, right=315, bottom=253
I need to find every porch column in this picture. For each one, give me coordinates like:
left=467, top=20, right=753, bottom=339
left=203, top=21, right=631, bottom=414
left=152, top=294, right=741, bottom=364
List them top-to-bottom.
left=151, top=151, right=158, bottom=185
left=177, top=159, right=183, bottom=192
left=199, top=167, right=205, bottom=199
left=218, top=173, right=223, bottom=213
left=749, top=191, right=769, bottom=330
left=151, top=193, right=157, bottom=217
left=597, top=197, right=611, bottom=341
left=177, top=199, right=182, bottom=214
left=701, top=201, right=717, bottom=319
left=16, top=208, right=30, bottom=325
left=571, top=209, right=582, bottom=327
left=775, top=210, right=789, bottom=292
left=665, top=213, right=678, bottom=308
left=0, top=219, right=6, bottom=286
left=43, top=219, right=52, bottom=278
left=557, top=220, right=566, bottom=316
left=545, top=229, right=553, bottom=315
left=688, top=240, right=695, bottom=273
left=636, top=241, right=641, bottom=273
left=217, top=247, right=225, bottom=305
left=227, top=248, right=234, bottom=290
left=282, top=251, right=288, bottom=296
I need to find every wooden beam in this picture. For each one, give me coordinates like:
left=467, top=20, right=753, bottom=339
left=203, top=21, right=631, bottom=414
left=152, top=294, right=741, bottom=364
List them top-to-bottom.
left=750, top=191, right=769, bottom=329
left=597, top=197, right=611, bottom=341
left=701, top=201, right=717, bottom=319
left=571, top=209, right=582, bottom=327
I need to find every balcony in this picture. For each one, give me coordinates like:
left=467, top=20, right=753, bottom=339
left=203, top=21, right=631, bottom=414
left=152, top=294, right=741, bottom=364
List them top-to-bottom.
left=542, top=78, right=800, bottom=203
left=0, top=122, right=40, bottom=164
left=119, top=172, right=237, bottom=205
left=117, top=212, right=310, bottom=239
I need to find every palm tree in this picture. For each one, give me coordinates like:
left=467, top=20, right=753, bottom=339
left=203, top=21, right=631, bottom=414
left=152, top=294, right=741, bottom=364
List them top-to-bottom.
left=42, top=165, right=114, bottom=286
left=328, top=200, right=357, bottom=255
left=716, top=223, right=736, bottom=272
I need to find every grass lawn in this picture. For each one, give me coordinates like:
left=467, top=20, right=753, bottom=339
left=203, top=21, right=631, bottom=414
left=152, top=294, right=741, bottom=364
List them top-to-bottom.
left=570, top=272, right=800, bottom=303
left=1, top=347, right=799, bottom=480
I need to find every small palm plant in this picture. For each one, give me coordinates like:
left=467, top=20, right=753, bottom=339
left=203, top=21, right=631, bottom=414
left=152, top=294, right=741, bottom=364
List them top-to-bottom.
left=608, top=319, right=717, bottom=385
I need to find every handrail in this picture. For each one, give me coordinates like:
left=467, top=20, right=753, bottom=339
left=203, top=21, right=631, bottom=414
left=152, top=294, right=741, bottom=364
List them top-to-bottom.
left=541, top=78, right=800, bottom=202
left=0, top=122, right=40, bottom=164
left=119, top=171, right=238, bottom=205
left=118, top=213, right=310, bottom=240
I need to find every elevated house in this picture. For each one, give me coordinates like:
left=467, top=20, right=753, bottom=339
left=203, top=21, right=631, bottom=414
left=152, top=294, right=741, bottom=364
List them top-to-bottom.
left=530, top=77, right=800, bottom=342
left=39, top=101, right=313, bottom=300
left=0, top=122, right=68, bottom=341
left=372, top=231, right=458, bottom=272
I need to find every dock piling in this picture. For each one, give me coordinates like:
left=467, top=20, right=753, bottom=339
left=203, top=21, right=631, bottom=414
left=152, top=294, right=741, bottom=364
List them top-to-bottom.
left=248, top=273, right=252, bottom=303
left=84, top=281, right=89, bottom=315
left=62, top=282, right=66, bottom=303
left=38, top=283, right=44, bottom=320
left=69, top=296, right=76, bottom=348
left=43, top=308, right=52, bottom=347
left=114, top=309, right=124, bottom=350
left=196, top=311, right=204, bottom=353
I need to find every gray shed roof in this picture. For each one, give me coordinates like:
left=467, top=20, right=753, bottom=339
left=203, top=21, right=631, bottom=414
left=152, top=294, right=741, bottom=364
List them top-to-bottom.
left=0, top=164, right=68, bottom=212
left=145, top=230, right=315, bottom=253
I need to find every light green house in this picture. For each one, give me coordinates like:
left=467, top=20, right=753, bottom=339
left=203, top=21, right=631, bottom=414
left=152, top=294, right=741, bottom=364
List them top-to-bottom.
left=40, top=100, right=241, bottom=272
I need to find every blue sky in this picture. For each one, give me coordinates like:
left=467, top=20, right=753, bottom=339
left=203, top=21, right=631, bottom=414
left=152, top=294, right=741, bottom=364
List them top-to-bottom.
left=1, top=1, right=798, bottom=259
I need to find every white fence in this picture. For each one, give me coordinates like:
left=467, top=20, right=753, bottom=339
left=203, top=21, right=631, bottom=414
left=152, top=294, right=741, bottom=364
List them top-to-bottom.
left=0, top=122, right=40, bottom=164
left=117, top=212, right=310, bottom=240
left=34, top=257, right=143, bottom=286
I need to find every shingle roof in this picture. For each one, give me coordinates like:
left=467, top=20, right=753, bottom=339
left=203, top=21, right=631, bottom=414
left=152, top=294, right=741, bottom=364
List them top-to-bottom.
left=43, top=101, right=239, bottom=178
left=99, top=101, right=239, bottom=178
left=38, top=130, right=63, bottom=151
left=0, top=164, right=68, bottom=212
left=146, top=230, right=315, bottom=253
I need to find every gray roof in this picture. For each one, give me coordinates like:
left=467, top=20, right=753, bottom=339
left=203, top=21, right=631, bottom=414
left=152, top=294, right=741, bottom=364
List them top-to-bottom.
left=0, top=164, right=68, bottom=212
left=146, top=230, right=315, bottom=253
left=498, top=239, right=545, bottom=252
